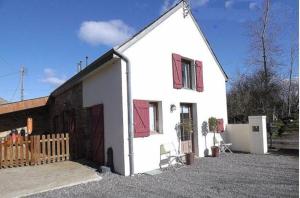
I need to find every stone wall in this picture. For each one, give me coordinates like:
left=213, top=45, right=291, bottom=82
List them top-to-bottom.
left=48, top=83, right=91, bottom=160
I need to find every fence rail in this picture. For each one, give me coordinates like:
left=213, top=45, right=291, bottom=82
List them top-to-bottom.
left=0, top=133, right=69, bottom=168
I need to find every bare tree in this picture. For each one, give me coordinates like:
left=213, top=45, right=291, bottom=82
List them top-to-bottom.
left=246, top=0, right=282, bottom=120
left=287, top=42, right=297, bottom=117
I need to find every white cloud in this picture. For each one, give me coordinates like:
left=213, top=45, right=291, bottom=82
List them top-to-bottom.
left=160, top=0, right=209, bottom=14
left=160, top=0, right=178, bottom=14
left=192, top=0, right=210, bottom=8
left=225, top=0, right=234, bottom=9
left=249, top=2, right=258, bottom=10
left=78, top=20, right=134, bottom=46
left=41, top=68, right=66, bottom=86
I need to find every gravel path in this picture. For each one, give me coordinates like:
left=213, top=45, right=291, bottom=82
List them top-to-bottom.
left=28, top=153, right=298, bottom=198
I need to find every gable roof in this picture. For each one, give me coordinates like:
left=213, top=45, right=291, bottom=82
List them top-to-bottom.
left=52, top=1, right=228, bottom=96
left=115, top=1, right=228, bottom=80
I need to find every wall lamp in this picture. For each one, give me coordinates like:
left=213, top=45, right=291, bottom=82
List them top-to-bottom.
left=170, top=104, right=177, bottom=112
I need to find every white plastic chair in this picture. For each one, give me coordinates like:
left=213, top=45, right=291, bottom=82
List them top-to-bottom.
left=220, top=141, right=233, bottom=153
left=159, top=144, right=185, bottom=169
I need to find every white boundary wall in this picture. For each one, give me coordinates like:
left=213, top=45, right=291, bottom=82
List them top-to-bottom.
left=225, top=116, right=268, bottom=154
left=226, top=124, right=250, bottom=152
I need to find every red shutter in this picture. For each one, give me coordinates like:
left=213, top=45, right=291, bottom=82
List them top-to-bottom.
left=172, top=53, right=182, bottom=89
left=195, top=60, right=204, bottom=92
left=133, top=100, right=150, bottom=138
left=217, top=119, right=224, bottom=133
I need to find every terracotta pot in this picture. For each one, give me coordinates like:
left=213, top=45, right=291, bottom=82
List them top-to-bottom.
left=211, top=146, right=220, bottom=157
left=186, top=152, right=195, bottom=165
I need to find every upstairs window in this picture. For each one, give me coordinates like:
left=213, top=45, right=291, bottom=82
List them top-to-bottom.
left=172, top=53, right=204, bottom=92
left=182, top=59, right=193, bottom=89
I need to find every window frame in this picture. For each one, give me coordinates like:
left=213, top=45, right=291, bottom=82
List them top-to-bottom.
left=181, top=58, right=195, bottom=90
left=148, top=101, right=163, bottom=135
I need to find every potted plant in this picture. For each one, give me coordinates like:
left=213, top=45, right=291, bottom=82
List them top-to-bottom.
left=208, top=117, right=219, bottom=157
left=181, top=118, right=194, bottom=165
left=201, top=121, right=209, bottom=156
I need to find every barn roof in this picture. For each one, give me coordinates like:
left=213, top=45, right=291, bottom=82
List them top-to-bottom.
left=0, top=96, right=48, bottom=115
left=0, top=97, right=7, bottom=105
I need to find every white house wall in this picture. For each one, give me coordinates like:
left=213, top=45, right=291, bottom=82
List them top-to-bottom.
left=121, top=7, right=228, bottom=175
left=82, top=60, right=126, bottom=175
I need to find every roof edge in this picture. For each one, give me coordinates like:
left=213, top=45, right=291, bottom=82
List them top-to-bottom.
left=115, top=1, right=184, bottom=52
left=115, top=1, right=228, bottom=81
left=189, top=11, right=229, bottom=81
left=51, top=49, right=114, bottom=96
left=0, top=96, right=49, bottom=107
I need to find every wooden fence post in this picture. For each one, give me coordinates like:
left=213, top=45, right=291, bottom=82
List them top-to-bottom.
left=66, top=133, right=69, bottom=160
left=47, top=134, right=51, bottom=163
left=51, top=134, right=55, bottom=162
left=56, top=134, right=61, bottom=162
left=61, top=134, right=65, bottom=161
left=19, top=135, right=23, bottom=166
left=37, top=135, right=41, bottom=165
left=41, top=135, right=45, bottom=164
left=25, top=136, right=29, bottom=166
left=30, top=136, right=34, bottom=165
left=4, top=138, right=7, bottom=168
left=9, top=138, right=13, bottom=167
left=0, top=139, right=2, bottom=168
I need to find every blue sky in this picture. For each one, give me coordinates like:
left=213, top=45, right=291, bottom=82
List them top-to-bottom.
left=0, top=0, right=298, bottom=102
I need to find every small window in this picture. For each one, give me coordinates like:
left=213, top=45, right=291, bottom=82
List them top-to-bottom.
left=181, top=59, right=193, bottom=89
left=149, top=102, right=159, bottom=133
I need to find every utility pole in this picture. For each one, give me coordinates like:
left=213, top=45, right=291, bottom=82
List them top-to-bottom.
left=20, top=66, right=25, bottom=101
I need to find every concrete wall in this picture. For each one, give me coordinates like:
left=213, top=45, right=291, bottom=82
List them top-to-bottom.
left=120, top=7, right=228, bottom=175
left=82, top=60, right=126, bottom=175
left=225, top=116, right=268, bottom=154
left=248, top=116, right=268, bottom=154
left=226, top=124, right=250, bottom=152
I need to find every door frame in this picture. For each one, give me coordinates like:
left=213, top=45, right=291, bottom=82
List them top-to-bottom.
left=179, top=103, right=197, bottom=154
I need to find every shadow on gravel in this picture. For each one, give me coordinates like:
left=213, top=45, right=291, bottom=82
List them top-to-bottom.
left=269, top=148, right=299, bottom=157
left=73, top=159, right=100, bottom=170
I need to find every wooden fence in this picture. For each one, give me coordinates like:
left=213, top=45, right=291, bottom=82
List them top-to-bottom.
left=0, top=133, right=69, bottom=168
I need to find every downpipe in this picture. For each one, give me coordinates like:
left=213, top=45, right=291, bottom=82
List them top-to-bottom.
left=112, top=49, right=134, bottom=176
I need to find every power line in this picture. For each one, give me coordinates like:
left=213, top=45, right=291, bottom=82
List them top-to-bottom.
left=0, top=55, right=14, bottom=68
left=0, top=71, right=18, bottom=78
left=10, top=76, right=20, bottom=101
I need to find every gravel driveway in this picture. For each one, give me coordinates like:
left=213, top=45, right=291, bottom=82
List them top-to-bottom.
left=28, top=153, right=298, bottom=198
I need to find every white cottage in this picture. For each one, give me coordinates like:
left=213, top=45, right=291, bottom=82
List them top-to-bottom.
left=51, top=1, right=228, bottom=176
